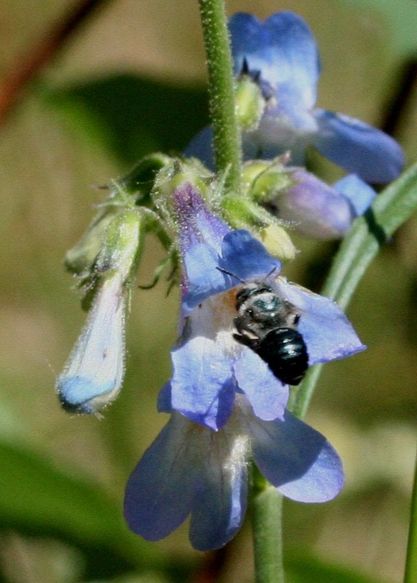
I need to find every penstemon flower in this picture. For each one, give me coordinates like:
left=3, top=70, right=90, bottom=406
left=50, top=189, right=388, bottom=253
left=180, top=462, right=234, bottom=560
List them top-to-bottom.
left=187, top=11, right=404, bottom=184
left=241, top=160, right=377, bottom=240
left=266, top=168, right=376, bottom=239
left=124, top=183, right=364, bottom=548
left=163, top=183, right=365, bottom=430
left=124, top=395, right=344, bottom=550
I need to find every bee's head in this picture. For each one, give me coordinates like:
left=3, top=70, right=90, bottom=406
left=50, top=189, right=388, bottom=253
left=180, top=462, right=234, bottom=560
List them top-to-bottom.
left=235, top=283, right=273, bottom=310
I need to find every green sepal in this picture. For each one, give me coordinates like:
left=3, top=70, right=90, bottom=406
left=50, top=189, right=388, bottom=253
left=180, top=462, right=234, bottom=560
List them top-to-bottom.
left=235, top=75, right=265, bottom=131
left=151, top=157, right=215, bottom=231
left=153, top=157, right=213, bottom=199
left=242, top=157, right=293, bottom=203
left=222, top=193, right=297, bottom=261
left=222, top=193, right=276, bottom=229
left=64, top=208, right=118, bottom=277
left=81, top=209, right=145, bottom=311
left=94, top=209, right=144, bottom=282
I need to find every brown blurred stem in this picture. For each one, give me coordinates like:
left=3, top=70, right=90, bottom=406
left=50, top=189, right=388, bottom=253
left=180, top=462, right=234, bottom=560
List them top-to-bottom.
left=0, top=0, right=111, bottom=124
left=191, top=548, right=228, bottom=583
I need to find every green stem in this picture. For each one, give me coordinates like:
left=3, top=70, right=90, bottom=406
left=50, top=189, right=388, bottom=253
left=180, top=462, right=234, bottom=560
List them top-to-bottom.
left=195, top=0, right=281, bottom=573
left=198, top=0, right=241, bottom=192
left=291, top=162, right=417, bottom=419
left=405, top=448, right=417, bottom=583
left=252, top=485, right=285, bottom=583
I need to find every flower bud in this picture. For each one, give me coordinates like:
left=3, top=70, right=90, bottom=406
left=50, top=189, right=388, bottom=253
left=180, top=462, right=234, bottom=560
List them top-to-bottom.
left=235, top=76, right=265, bottom=131
left=242, top=158, right=293, bottom=202
left=271, top=169, right=356, bottom=240
left=56, top=209, right=143, bottom=415
left=65, top=209, right=116, bottom=277
left=95, top=209, right=143, bottom=282
left=259, top=224, right=297, bottom=261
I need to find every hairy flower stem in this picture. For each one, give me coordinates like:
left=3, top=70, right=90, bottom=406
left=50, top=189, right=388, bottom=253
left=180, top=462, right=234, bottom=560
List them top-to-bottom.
left=198, top=0, right=242, bottom=192
left=290, top=161, right=417, bottom=419
left=404, top=448, right=417, bottom=583
left=252, top=485, right=285, bottom=583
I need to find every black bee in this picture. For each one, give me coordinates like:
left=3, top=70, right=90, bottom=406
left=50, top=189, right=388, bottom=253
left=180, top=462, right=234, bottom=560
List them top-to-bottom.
left=233, top=283, right=309, bottom=385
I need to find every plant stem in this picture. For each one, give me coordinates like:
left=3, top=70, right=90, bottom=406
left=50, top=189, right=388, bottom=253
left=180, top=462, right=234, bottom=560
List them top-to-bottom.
left=0, top=0, right=110, bottom=124
left=198, top=0, right=242, bottom=192
left=404, top=448, right=417, bottom=583
left=252, top=486, right=285, bottom=583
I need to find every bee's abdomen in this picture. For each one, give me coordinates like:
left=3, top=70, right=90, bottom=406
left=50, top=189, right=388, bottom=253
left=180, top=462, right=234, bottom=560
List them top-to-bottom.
left=257, top=327, right=309, bottom=385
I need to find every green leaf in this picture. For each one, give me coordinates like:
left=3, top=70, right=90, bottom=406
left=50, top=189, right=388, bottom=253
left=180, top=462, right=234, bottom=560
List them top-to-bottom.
left=43, top=74, right=207, bottom=165
left=0, top=439, right=164, bottom=574
left=286, top=553, right=385, bottom=583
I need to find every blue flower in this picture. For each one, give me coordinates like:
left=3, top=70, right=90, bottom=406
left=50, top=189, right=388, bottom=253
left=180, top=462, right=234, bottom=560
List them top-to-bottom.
left=186, top=11, right=404, bottom=184
left=272, top=170, right=376, bottom=239
left=165, top=184, right=365, bottom=430
left=56, top=209, right=142, bottom=415
left=56, top=273, right=127, bottom=415
left=124, top=395, right=344, bottom=550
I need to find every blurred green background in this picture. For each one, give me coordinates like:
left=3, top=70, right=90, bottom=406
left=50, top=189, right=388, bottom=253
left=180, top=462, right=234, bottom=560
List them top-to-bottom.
left=0, top=1, right=416, bottom=582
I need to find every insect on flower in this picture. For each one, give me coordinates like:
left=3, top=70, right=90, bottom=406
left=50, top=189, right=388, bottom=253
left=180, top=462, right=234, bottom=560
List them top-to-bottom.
left=218, top=268, right=309, bottom=385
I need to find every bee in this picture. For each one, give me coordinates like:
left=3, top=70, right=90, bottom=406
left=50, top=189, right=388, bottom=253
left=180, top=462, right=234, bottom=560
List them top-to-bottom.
left=233, top=282, right=309, bottom=385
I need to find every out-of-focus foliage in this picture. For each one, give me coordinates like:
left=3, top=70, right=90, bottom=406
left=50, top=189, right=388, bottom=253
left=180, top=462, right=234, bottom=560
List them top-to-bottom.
left=0, top=0, right=416, bottom=582
left=343, top=0, right=417, bottom=57
left=44, top=75, right=207, bottom=165
left=286, top=553, right=387, bottom=583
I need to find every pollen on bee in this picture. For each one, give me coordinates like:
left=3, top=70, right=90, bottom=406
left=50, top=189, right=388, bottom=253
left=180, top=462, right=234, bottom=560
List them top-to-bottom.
left=223, top=288, right=239, bottom=311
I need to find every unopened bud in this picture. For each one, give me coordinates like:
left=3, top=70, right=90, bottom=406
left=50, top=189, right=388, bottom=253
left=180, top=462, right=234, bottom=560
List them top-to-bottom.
left=235, top=76, right=265, bottom=131
left=242, top=158, right=293, bottom=203
left=95, top=209, right=143, bottom=282
left=259, top=224, right=297, bottom=261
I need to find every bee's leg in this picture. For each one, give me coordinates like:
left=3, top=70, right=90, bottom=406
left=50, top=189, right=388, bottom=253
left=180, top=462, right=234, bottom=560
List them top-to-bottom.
left=233, top=332, right=258, bottom=350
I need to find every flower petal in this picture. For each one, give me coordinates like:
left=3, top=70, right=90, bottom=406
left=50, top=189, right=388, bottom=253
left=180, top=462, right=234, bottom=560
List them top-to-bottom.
left=230, top=12, right=320, bottom=109
left=264, top=12, right=320, bottom=108
left=230, top=13, right=270, bottom=77
left=313, top=109, right=404, bottom=183
left=183, top=126, right=214, bottom=169
left=276, top=169, right=355, bottom=239
left=334, top=174, right=376, bottom=217
left=174, top=183, right=229, bottom=254
left=182, top=229, right=280, bottom=314
left=219, top=229, right=281, bottom=282
left=182, top=243, right=228, bottom=314
left=56, top=275, right=126, bottom=414
left=274, top=278, right=366, bottom=364
left=170, top=336, right=235, bottom=429
left=233, top=347, right=288, bottom=421
left=157, top=382, right=172, bottom=413
left=250, top=411, right=344, bottom=502
left=124, top=414, right=201, bottom=540
left=189, top=430, right=249, bottom=550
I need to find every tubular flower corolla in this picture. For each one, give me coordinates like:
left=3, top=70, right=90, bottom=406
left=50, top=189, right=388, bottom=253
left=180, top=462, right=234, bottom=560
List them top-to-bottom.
left=124, top=395, right=344, bottom=550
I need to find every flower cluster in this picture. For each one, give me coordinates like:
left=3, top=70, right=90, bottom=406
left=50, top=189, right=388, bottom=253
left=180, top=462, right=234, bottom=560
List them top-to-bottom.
left=56, top=8, right=403, bottom=554
left=124, top=184, right=365, bottom=549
